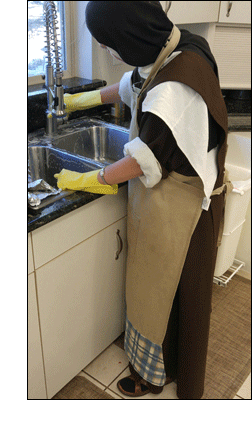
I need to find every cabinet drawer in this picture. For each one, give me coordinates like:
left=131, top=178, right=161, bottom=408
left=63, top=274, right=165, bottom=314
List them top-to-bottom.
left=218, top=1, right=251, bottom=24
left=32, top=185, right=127, bottom=269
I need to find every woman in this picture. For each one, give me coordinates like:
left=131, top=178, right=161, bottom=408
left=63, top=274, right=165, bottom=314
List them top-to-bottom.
left=56, top=1, right=229, bottom=399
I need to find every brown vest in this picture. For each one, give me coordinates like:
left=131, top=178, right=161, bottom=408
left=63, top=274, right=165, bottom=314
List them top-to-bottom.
left=137, top=51, right=229, bottom=193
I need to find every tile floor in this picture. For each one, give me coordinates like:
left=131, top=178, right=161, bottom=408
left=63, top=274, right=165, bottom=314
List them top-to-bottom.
left=77, top=336, right=251, bottom=400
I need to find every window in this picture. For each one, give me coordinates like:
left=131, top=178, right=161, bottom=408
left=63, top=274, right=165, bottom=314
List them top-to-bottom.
left=28, top=1, right=70, bottom=83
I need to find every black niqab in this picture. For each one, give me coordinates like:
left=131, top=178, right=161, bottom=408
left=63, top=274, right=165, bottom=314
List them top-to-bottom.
left=85, top=1, right=218, bottom=75
left=85, top=1, right=173, bottom=67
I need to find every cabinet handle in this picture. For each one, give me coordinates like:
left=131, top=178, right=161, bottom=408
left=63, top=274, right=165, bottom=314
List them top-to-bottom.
left=226, top=1, right=233, bottom=17
left=115, top=229, right=123, bottom=260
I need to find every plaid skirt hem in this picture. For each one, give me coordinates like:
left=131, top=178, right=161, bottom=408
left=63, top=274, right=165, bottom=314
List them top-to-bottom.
left=124, top=316, right=166, bottom=387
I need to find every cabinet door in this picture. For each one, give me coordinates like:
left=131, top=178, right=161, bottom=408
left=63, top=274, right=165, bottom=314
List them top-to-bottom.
left=160, top=1, right=220, bottom=24
left=219, top=1, right=251, bottom=24
left=32, top=185, right=128, bottom=269
left=36, top=217, right=127, bottom=399
left=28, top=233, right=34, bottom=274
left=28, top=273, right=47, bottom=399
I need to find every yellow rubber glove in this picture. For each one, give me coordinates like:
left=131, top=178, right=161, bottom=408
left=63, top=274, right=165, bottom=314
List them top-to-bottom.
left=64, top=90, right=102, bottom=114
left=54, top=169, right=118, bottom=195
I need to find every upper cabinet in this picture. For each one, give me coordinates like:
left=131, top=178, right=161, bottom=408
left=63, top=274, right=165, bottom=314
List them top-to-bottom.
left=160, top=1, right=251, bottom=25
left=160, top=1, right=220, bottom=24
left=218, top=1, right=251, bottom=24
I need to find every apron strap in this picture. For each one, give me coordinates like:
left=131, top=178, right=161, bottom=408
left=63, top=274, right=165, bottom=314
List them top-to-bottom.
left=136, top=25, right=181, bottom=117
left=211, top=168, right=234, bottom=247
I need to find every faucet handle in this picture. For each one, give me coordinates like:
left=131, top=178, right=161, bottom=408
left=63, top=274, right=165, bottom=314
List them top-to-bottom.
left=54, top=85, right=67, bottom=118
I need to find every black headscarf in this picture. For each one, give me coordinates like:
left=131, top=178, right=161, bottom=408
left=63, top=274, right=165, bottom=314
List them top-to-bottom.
left=85, top=1, right=218, bottom=74
left=86, top=1, right=173, bottom=67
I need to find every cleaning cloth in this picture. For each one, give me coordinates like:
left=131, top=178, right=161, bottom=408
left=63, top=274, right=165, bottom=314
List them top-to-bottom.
left=54, top=168, right=118, bottom=195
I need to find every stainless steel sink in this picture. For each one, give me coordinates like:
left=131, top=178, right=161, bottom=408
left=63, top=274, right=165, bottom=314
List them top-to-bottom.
left=28, top=118, right=129, bottom=209
left=52, top=123, right=129, bottom=164
left=28, top=145, right=102, bottom=209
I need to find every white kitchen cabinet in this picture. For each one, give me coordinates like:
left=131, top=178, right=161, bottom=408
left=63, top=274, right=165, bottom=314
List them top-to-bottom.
left=160, top=1, right=220, bottom=24
left=218, top=1, right=251, bottom=24
left=226, top=132, right=251, bottom=277
left=28, top=185, right=128, bottom=399
left=32, top=185, right=127, bottom=269
left=35, top=217, right=127, bottom=399
left=28, top=233, right=34, bottom=274
left=28, top=272, right=47, bottom=399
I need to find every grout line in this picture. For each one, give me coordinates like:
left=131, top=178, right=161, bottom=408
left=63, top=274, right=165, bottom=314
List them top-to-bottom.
left=82, top=365, right=129, bottom=393
left=105, top=365, right=129, bottom=390
left=79, top=370, right=124, bottom=398
left=82, top=370, right=107, bottom=389
left=105, top=388, right=124, bottom=400
left=235, top=394, right=244, bottom=399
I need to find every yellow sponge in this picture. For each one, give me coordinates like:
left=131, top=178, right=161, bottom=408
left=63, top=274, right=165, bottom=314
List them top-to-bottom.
left=54, top=168, right=118, bottom=195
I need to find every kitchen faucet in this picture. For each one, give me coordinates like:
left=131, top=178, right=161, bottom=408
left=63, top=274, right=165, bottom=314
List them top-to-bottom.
left=43, top=1, right=66, bottom=136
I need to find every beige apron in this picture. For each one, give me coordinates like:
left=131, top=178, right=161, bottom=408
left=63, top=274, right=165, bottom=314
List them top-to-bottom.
left=125, top=25, right=205, bottom=345
left=126, top=26, right=233, bottom=346
left=126, top=169, right=232, bottom=346
left=126, top=173, right=205, bottom=345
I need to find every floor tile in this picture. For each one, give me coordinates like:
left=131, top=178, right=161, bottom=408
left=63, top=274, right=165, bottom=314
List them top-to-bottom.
left=83, top=343, right=129, bottom=387
left=108, top=367, right=179, bottom=400
left=77, top=371, right=106, bottom=391
left=237, top=373, right=251, bottom=400
left=105, top=389, right=124, bottom=400
left=233, top=395, right=243, bottom=399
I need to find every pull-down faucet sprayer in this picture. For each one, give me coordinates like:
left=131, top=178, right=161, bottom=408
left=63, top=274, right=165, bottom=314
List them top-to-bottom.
left=43, top=1, right=66, bottom=136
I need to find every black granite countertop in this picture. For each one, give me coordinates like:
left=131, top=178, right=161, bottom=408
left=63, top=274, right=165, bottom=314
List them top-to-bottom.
left=28, top=77, right=107, bottom=96
left=28, top=81, right=251, bottom=233
left=223, top=90, right=251, bottom=132
left=228, top=115, right=251, bottom=132
left=28, top=182, right=127, bottom=233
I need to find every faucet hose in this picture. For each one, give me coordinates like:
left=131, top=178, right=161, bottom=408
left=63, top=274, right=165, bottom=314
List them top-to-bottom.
left=43, top=1, right=63, bottom=73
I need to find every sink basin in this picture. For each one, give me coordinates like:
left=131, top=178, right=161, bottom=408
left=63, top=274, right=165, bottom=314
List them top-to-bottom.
left=28, top=118, right=130, bottom=210
left=52, top=124, right=129, bottom=164
left=28, top=145, right=102, bottom=209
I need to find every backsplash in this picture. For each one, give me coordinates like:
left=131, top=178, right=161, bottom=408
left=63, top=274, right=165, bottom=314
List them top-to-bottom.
left=28, top=77, right=107, bottom=133
left=28, top=79, right=251, bottom=134
left=222, top=89, right=251, bottom=132
left=222, top=90, right=251, bottom=115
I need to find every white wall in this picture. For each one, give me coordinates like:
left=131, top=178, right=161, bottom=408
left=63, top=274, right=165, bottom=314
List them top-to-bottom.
left=72, top=1, right=133, bottom=84
left=72, top=1, right=93, bottom=80
left=177, top=22, right=216, bottom=52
